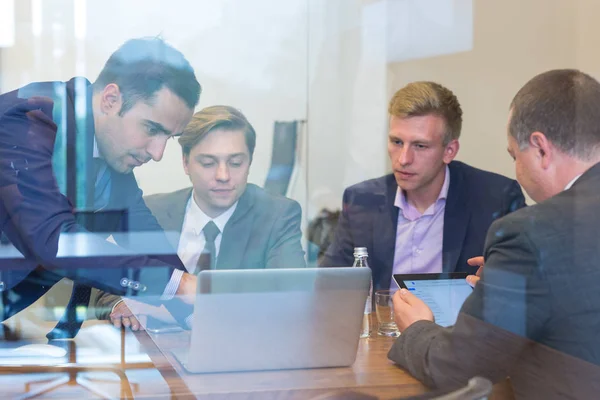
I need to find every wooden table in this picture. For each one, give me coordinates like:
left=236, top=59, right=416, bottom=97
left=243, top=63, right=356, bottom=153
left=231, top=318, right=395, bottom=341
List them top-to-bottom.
left=134, top=328, right=428, bottom=399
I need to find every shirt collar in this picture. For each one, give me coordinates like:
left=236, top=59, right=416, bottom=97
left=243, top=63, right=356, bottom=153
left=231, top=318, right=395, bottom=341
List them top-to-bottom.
left=93, top=136, right=100, bottom=158
left=395, top=165, right=450, bottom=217
left=564, top=174, right=583, bottom=191
left=186, top=193, right=238, bottom=235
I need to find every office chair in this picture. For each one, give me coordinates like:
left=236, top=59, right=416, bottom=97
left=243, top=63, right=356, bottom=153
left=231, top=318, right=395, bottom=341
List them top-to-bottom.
left=263, top=120, right=304, bottom=197
left=0, top=317, right=137, bottom=399
left=398, top=377, right=493, bottom=400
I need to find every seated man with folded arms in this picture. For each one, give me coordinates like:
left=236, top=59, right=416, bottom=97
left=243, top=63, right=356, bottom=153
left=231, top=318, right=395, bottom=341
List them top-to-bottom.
left=390, top=69, right=600, bottom=398
left=320, top=81, right=526, bottom=292
left=93, top=105, right=306, bottom=329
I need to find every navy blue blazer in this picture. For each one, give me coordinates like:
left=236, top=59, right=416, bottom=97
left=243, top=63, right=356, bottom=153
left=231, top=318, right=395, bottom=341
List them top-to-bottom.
left=0, top=78, right=185, bottom=311
left=319, top=161, right=526, bottom=291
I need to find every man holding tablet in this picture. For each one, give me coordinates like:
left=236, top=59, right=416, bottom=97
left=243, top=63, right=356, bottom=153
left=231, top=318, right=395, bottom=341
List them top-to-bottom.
left=388, top=70, right=600, bottom=398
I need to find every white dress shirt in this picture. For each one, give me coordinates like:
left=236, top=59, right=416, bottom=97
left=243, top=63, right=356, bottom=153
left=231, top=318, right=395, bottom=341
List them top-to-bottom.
left=564, top=174, right=583, bottom=191
left=177, top=194, right=238, bottom=273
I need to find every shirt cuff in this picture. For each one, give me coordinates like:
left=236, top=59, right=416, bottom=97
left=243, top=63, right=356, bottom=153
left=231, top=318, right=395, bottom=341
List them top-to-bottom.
left=161, top=269, right=184, bottom=301
left=110, top=299, right=124, bottom=316
left=185, top=313, right=194, bottom=329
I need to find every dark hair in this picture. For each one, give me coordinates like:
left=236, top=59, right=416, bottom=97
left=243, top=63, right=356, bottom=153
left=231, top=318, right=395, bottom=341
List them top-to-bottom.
left=94, top=37, right=200, bottom=115
left=510, top=69, right=600, bottom=160
left=179, top=105, right=256, bottom=159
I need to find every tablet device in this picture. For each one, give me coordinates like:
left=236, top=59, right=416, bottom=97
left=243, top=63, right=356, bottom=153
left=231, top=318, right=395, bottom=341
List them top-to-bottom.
left=393, top=273, right=472, bottom=327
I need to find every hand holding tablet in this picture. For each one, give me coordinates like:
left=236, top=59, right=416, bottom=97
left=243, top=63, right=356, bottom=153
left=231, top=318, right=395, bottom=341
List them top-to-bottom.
left=466, top=256, right=485, bottom=287
left=393, top=273, right=473, bottom=327
left=391, top=288, right=435, bottom=332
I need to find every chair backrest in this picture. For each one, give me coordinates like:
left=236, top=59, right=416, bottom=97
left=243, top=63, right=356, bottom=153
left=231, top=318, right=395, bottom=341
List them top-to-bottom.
left=263, top=120, right=298, bottom=196
left=307, top=208, right=341, bottom=264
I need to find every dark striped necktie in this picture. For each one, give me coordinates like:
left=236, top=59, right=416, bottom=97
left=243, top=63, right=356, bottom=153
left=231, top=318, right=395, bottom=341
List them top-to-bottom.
left=193, top=221, right=220, bottom=274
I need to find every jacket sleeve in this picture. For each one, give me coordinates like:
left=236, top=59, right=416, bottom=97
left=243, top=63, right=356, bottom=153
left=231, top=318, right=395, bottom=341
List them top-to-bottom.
left=0, top=97, right=179, bottom=297
left=91, top=186, right=188, bottom=320
left=265, top=200, right=307, bottom=269
left=388, top=216, right=550, bottom=389
left=91, top=289, right=122, bottom=320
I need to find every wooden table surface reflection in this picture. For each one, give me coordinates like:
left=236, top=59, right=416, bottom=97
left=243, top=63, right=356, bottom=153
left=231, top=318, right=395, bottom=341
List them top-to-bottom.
left=134, top=319, right=515, bottom=400
left=134, top=327, right=427, bottom=400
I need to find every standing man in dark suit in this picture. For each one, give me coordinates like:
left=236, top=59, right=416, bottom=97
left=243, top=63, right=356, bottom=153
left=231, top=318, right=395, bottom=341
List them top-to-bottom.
left=0, top=37, right=201, bottom=334
left=390, top=69, right=600, bottom=398
left=320, top=81, right=525, bottom=292
left=95, top=105, right=306, bottom=325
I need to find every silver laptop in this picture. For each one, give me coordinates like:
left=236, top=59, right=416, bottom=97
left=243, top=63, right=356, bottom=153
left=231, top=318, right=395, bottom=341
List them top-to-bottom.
left=173, top=267, right=371, bottom=373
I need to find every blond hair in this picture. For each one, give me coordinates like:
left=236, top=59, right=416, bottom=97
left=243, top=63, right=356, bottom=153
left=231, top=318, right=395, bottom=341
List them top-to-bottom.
left=388, top=81, right=462, bottom=144
left=178, top=105, right=256, bottom=158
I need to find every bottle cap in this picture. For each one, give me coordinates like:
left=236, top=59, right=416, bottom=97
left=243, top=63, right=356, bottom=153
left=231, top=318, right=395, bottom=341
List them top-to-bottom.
left=353, top=247, right=368, bottom=257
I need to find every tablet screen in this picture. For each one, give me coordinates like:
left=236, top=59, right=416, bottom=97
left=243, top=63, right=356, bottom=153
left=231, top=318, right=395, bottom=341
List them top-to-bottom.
left=393, top=273, right=472, bottom=327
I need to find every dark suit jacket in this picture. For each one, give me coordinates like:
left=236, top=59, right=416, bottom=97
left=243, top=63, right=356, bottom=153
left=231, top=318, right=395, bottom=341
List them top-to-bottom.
left=0, top=78, right=185, bottom=318
left=319, top=161, right=526, bottom=291
left=388, top=163, right=600, bottom=398
left=93, top=184, right=306, bottom=317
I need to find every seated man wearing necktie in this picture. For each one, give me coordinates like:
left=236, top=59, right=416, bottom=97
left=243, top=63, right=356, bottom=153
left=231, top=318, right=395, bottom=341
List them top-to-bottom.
left=93, top=105, right=307, bottom=328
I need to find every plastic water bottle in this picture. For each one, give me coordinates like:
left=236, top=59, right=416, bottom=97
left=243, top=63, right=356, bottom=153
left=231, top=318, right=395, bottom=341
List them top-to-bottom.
left=353, top=247, right=372, bottom=338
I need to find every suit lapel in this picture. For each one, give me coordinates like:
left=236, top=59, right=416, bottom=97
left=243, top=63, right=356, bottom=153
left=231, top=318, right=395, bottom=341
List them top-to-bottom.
left=61, top=78, right=98, bottom=231
left=61, top=78, right=95, bottom=211
left=81, top=81, right=96, bottom=212
left=442, top=162, right=471, bottom=272
left=372, top=175, right=398, bottom=290
left=216, top=186, right=255, bottom=270
left=163, top=188, right=192, bottom=249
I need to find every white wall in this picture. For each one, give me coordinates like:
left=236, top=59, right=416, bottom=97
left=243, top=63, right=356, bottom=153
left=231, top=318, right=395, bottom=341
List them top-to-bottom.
left=0, top=0, right=392, bottom=221
left=1, top=0, right=309, bottom=195
left=306, top=0, right=389, bottom=217
left=575, top=0, right=600, bottom=78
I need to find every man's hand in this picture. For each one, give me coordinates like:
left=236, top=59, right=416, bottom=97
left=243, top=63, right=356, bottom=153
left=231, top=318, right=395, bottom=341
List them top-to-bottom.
left=466, top=256, right=484, bottom=287
left=176, top=272, right=197, bottom=305
left=392, top=289, right=434, bottom=332
left=109, top=301, right=144, bottom=331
